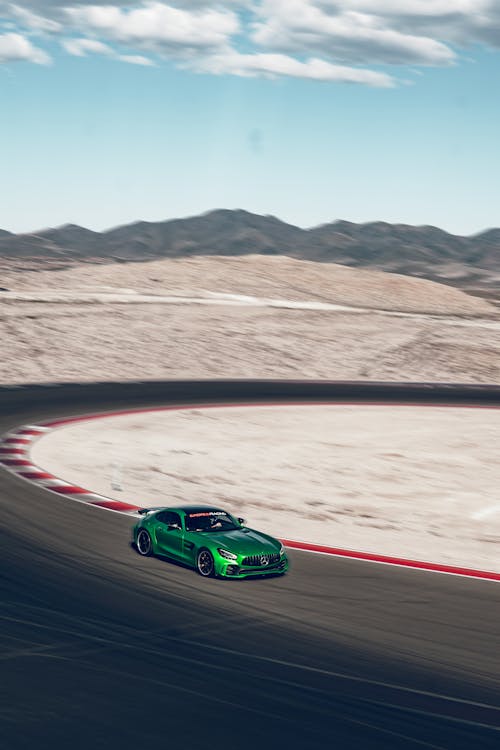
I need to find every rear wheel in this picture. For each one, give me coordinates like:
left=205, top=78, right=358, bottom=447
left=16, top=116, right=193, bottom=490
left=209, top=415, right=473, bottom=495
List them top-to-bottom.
left=136, top=529, right=153, bottom=557
left=197, top=549, right=214, bottom=577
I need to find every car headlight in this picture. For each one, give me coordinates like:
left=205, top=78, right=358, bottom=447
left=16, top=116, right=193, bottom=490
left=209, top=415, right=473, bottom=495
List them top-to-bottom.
left=279, top=544, right=286, bottom=556
left=218, top=548, right=238, bottom=561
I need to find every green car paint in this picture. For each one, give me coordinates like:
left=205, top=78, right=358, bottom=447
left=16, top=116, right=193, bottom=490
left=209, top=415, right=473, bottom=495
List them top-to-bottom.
left=132, top=505, right=289, bottom=578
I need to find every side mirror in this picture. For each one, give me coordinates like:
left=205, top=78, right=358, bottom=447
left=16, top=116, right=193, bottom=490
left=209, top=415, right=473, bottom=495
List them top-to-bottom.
left=237, top=517, right=245, bottom=526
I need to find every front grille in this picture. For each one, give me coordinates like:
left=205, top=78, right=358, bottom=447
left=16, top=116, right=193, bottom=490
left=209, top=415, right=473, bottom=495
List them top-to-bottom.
left=242, top=553, right=280, bottom=567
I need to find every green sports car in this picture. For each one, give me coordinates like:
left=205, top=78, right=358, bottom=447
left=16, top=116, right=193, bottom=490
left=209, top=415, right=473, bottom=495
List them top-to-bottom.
left=133, top=505, right=288, bottom=578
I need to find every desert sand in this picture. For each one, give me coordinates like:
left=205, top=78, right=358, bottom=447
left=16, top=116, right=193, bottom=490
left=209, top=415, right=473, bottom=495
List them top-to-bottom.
left=1, top=255, right=499, bottom=385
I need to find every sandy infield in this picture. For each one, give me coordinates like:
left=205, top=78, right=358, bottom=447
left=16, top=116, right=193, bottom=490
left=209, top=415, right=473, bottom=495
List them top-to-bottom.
left=31, top=404, right=500, bottom=572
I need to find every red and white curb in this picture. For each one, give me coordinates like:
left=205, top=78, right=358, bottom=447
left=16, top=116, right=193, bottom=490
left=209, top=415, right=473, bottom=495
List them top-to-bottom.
left=1, top=405, right=499, bottom=583
left=0, top=419, right=142, bottom=513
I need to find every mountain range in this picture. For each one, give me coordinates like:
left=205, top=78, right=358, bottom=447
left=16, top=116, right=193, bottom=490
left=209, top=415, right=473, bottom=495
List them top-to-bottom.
left=1, top=209, right=499, bottom=296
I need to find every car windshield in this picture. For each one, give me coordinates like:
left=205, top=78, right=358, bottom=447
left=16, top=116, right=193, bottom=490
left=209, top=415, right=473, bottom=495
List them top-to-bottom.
left=185, top=511, right=238, bottom=533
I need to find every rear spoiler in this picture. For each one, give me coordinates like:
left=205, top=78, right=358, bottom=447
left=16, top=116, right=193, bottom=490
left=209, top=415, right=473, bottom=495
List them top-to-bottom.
left=137, top=507, right=166, bottom=515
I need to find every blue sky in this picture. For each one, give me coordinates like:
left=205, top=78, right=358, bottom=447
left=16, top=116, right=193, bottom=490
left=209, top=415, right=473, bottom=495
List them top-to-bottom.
left=1, top=1, right=500, bottom=235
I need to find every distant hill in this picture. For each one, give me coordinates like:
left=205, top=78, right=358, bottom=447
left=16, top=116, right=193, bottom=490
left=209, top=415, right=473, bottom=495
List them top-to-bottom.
left=1, top=209, right=499, bottom=296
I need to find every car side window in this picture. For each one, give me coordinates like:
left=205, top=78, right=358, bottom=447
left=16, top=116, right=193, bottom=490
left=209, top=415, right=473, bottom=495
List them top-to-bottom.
left=155, top=511, right=182, bottom=528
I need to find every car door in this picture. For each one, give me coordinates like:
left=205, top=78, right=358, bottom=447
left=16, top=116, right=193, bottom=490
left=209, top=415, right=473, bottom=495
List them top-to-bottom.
left=154, top=511, right=184, bottom=560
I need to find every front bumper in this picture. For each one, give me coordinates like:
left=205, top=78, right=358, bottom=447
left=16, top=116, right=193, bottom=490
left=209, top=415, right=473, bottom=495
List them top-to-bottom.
left=217, top=556, right=289, bottom=578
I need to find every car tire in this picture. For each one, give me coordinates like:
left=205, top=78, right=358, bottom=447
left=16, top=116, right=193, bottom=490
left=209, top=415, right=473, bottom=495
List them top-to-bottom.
left=136, top=529, right=153, bottom=557
left=196, top=549, right=215, bottom=577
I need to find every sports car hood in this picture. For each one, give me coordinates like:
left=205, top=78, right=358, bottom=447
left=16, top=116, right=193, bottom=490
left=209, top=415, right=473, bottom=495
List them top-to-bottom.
left=205, top=528, right=279, bottom=555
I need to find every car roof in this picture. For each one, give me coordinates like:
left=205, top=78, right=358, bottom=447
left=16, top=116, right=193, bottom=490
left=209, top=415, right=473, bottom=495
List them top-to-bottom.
left=139, top=505, right=227, bottom=515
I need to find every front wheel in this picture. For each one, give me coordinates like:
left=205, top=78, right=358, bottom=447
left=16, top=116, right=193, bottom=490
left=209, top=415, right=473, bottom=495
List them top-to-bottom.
left=136, top=529, right=153, bottom=556
left=197, top=549, right=214, bottom=577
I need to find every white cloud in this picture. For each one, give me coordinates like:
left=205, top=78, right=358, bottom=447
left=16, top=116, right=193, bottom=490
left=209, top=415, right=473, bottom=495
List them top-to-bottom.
left=3, top=0, right=500, bottom=82
left=13, top=0, right=243, bottom=7
left=252, top=0, right=456, bottom=65
left=258, top=1, right=500, bottom=54
left=324, top=1, right=489, bottom=16
left=372, top=1, right=500, bottom=49
left=63, top=2, right=240, bottom=53
left=8, top=3, right=62, bottom=32
left=0, top=31, right=51, bottom=63
left=62, top=36, right=155, bottom=64
left=62, top=37, right=112, bottom=56
left=191, top=48, right=395, bottom=86
left=117, top=53, right=155, bottom=64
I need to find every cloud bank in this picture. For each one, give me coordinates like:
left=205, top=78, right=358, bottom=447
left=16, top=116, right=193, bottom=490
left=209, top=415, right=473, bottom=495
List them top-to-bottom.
left=1, top=0, right=499, bottom=85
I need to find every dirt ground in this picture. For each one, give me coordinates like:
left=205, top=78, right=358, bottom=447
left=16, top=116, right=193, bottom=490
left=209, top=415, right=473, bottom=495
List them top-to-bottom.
left=1, top=255, right=500, bottom=385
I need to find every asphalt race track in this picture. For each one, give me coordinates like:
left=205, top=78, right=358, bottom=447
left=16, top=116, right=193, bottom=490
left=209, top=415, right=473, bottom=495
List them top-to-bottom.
left=1, top=381, right=500, bottom=750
